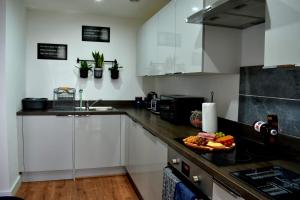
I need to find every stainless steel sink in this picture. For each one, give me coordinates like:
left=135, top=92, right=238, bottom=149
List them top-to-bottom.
left=74, top=106, right=114, bottom=111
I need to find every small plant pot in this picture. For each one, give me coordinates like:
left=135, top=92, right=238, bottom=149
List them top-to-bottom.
left=94, top=68, right=103, bottom=79
left=80, top=69, right=89, bottom=78
left=110, top=69, right=119, bottom=79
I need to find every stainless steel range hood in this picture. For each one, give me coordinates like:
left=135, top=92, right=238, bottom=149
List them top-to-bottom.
left=186, top=0, right=265, bottom=29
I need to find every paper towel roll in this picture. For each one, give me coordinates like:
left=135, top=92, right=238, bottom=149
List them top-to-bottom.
left=202, top=103, right=217, bottom=133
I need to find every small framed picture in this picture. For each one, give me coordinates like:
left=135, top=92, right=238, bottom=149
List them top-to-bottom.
left=82, top=25, right=110, bottom=43
left=37, top=43, right=68, bottom=60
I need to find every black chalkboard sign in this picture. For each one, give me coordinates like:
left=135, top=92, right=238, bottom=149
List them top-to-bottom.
left=82, top=26, right=110, bottom=42
left=37, top=43, right=68, bottom=60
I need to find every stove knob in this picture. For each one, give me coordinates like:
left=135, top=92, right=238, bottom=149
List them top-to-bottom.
left=172, top=158, right=180, bottom=164
left=192, top=176, right=201, bottom=183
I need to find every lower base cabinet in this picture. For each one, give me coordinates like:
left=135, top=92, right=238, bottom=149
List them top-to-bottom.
left=20, top=114, right=122, bottom=181
left=22, top=115, right=73, bottom=172
left=75, top=115, right=121, bottom=170
left=127, top=118, right=168, bottom=200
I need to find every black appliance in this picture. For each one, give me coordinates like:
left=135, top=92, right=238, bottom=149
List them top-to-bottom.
left=144, top=91, right=158, bottom=109
left=160, top=95, right=204, bottom=124
left=134, top=97, right=144, bottom=109
left=22, top=98, right=48, bottom=110
left=150, top=98, right=160, bottom=114
left=174, top=137, right=285, bottom=166
left=168, top=146, right=212, bottom=200
left=232, top=166, right=300, bottom=200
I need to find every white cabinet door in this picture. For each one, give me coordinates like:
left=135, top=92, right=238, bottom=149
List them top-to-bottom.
left=157, top=0, right=176, bottom=75
left=175, top=0, right=203, bottom=73
left=264, top=0, right=300, bottom=66
left=137, top=15, right=158, bottom=76
left=23, top=115, right=73, bottom=172
left=75, top=115, right=121, bottom=169
left=127, top=118, right=168, bottom=200
left=127, top=119, right=141, bottom=181
left=139, top=130, right=168, bottom=200
left=213, top=182, right=244, bottom=200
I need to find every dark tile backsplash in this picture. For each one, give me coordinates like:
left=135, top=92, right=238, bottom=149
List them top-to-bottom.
left=238, top=66, right=300, bottom=138
left=240, top=66, right=300, bottom=99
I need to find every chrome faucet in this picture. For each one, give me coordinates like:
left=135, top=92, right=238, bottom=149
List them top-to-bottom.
left=79, top=89, right=83, bottom=111
left=86, top=99, right=102, bottom=110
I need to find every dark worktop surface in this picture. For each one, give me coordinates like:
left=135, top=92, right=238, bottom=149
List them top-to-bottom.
left=17, top=106, right=300, bottom=200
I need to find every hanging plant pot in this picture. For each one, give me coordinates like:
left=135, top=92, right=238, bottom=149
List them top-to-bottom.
left=80, top=68, right=89, bottom=78
left=94, top=68, right=103, bottom=79
left=110, top=69, right=119, bottom=79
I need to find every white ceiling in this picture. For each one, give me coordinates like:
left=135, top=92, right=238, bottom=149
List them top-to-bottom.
left=25, top=0, right=170, bottom=20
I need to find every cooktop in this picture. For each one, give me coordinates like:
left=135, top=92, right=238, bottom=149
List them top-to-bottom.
left=174, top=137, right=285, bottom=166
left=232, top=166, right=300, bottom=200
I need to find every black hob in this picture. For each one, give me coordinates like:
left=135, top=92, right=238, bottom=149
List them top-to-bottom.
left=174, top=137, right=285, bottom=166
left=232, top=166, right=300, bottom=200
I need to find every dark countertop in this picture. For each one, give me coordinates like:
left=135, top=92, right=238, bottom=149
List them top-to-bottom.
left=17, top=107, right=300, bottom=200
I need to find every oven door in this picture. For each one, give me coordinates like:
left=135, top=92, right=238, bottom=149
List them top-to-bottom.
left=168, top=147, right=213, bottom=199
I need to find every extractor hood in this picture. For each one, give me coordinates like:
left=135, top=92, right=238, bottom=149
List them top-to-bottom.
left=186, top=0, right=265, bottom=29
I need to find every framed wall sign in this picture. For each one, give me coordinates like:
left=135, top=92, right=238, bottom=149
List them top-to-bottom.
left=82, top=25, right=110, bottom=42
left=37, top=43, right=68, bottom=60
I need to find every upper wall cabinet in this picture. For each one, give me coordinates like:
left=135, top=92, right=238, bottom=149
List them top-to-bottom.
left=137, top=0, right=241, bottom=76
left=175, top=0, right=203, bottom=73
left=264, top=0, right=300, bottom=66
left=157, top=1, right=176, bottom=75
left=137, top=15, right=158, bottom=76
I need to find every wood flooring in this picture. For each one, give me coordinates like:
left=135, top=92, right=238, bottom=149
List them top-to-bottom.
left=16, top=175, right=139, bottom=200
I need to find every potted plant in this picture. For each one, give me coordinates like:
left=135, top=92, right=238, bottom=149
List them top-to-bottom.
left=92, top=51, right=104, bottom=78
left=109, top=59, right=123, bottom=79
left=76, top=61, right=92, bottom=78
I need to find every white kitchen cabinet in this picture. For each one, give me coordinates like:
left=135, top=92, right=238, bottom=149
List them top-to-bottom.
left=137, top=0, right=241, bottom=76
left=157, top=0, right=176, bottom=75
left=175, top=0, right=203, bottom=73
left=264, top=0, right=300, bottom=66
left=137, top=15, right=158, bottom=76
left=23, top=115, right=73, bottom=172
left=74, top=115, right=121, bottom=169
left=127, top=118, right=168, bottom=200
left=213, top=181, right=244, bottom=200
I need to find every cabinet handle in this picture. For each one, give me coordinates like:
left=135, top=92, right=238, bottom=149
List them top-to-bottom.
left=174, top=72, right=183, bottom=75
left=56, top=115, right=73, bottom=117
left=75, top=115, right=90, bottom=117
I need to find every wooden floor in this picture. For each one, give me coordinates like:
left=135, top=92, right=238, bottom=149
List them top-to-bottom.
left=16, top=175, right=139, bottom=200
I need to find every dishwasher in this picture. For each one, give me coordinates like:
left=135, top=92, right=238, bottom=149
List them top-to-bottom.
left=165, top=147, right=213, bottom=200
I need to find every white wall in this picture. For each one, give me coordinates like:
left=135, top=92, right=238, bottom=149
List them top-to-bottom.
left=0, top=0, right=26, bottom=195
left=0, top=0, right=10, bottom=194
left=25, top=10, right=145, bottom=100
left=153, top=74, right=240, bottom=121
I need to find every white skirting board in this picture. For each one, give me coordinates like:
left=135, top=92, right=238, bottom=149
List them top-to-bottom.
left=21, top=167, right=126, bottom=182
left=0, top=175, right=22, bottom=196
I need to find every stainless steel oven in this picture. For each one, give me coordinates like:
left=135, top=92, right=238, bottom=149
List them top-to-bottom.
left=167, top=147, right=213, bottom=199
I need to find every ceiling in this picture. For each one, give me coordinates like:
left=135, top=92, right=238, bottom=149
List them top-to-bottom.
left=25, top=0, right=170, bottom=20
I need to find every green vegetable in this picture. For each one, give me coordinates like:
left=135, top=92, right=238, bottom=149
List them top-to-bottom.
left=215, top=131, right=225, bottom=138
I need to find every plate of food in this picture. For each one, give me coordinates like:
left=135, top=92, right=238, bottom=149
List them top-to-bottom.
left=183, top=132, right=235, bottom=151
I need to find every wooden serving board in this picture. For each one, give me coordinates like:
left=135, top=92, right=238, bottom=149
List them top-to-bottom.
left=183, top=141, right=236, bottom=151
